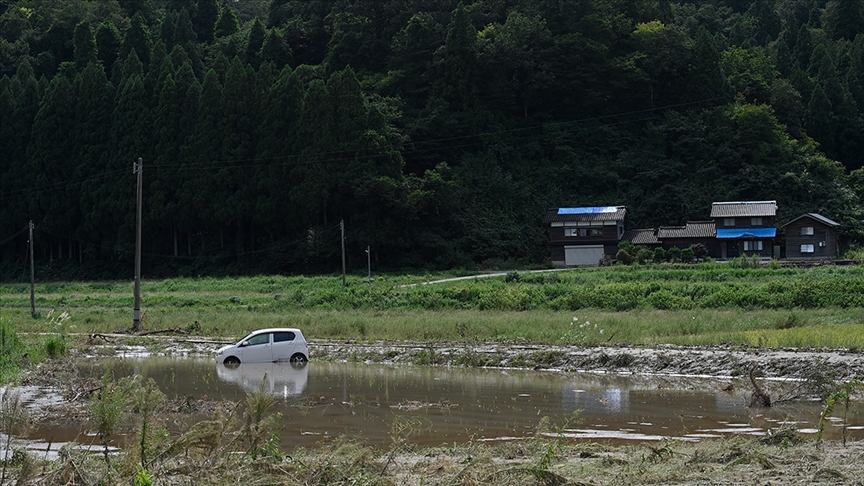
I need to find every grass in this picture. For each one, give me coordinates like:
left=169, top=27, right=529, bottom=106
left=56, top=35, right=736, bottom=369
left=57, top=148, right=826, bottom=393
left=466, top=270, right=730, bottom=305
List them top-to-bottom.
left=0, top=265, right=862, bottom=352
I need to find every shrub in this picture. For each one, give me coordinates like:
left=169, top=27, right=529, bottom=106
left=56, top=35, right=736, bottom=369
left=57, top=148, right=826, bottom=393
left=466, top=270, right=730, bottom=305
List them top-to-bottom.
left=653, top=247, right=667, bottom=263
left=681, top=248, right=695, bottom=263
left=616, top=249, right=634, bottom=265
left=636, top=249, right=653, bottom=265
left=43, top=335, right=67, bottom=358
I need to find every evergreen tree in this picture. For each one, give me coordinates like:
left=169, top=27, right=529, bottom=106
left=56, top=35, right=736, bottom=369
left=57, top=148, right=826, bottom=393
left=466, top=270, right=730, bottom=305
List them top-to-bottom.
left=194, top=0, right=219, bottom=43
left=822, top=0, right=864, bottom=41
left=438, top=3, right=478, bottom=111
left=214, top=5, right=240, bottom=38
left=174, top=8, right=198, bottom=45
left=160, top=10, right=178, bottom=49
left=121, top=13, right=152, bottom=69
left=245, top=18, right=266, bottom=67
left=95, top=20, right=122, bottom=69
left=73, top=21, right=98, bottom=71
left=794, top=23, right=813, bottom=68
left=685, top=27, right=728, bottom=105
left=260, top=29, right=292, bottom=68
left=292, top=78, right=333, bottom=225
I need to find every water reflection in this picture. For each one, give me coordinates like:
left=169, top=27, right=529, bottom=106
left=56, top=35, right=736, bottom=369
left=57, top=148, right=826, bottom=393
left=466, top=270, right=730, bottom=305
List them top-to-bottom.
left=22, top=358, right=864, bottom=449
left=216, top=362, right=308, bottom=398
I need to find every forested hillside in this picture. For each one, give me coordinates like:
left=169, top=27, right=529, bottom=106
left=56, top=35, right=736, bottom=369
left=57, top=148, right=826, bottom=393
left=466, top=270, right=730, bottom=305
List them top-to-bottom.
left=2, top=0, right=863, bottom=278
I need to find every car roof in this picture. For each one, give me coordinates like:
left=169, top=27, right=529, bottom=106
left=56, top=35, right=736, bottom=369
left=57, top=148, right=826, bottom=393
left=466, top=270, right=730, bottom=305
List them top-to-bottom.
left=246, top=328, right=304, bottom=334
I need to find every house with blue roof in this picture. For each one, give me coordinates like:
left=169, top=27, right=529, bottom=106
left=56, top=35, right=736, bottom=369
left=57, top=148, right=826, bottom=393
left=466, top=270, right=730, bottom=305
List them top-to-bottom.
left=710, top=201, right=777, bottom=259
left=543, top=206, right=627, bottom=266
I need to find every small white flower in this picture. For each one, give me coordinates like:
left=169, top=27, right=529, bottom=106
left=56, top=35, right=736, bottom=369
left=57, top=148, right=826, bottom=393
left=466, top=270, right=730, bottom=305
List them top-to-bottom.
left=573, top=317, right=579, bottom=321
left=599, top=329, right=604, bottom=334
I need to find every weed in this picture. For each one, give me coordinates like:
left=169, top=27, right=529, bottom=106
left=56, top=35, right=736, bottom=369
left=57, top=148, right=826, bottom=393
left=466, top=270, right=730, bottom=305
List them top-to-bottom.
left=504, top=271, right=521, bottom=283
left=773, top=312, right=804, bottom=330
left=43, top=334, right=67, bottom=358
left=414, top=347, right=438, bottom=366
left=531, top=350, right=564, bottom=367
left=454, top=351, right=493, bottom=367
left=89, top=369, right=127, bottom=463
left=243, top=375, right=279, bottom=457
left=817, top=379, right=863, bottom=446
left=1, top=389, right=29, bottom=484
left=761, top=427, right=801, bottom=447
left=133, top=468, right=154, bottom=486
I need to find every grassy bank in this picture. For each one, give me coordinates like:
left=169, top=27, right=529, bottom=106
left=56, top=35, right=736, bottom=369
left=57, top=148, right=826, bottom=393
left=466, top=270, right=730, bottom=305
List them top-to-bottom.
left=1, top=265, right=862, bottom=354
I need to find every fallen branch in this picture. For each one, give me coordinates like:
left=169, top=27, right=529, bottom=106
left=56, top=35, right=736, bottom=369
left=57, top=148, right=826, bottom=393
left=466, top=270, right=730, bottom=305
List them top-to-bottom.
left=134, top=328, right=189, bottom=336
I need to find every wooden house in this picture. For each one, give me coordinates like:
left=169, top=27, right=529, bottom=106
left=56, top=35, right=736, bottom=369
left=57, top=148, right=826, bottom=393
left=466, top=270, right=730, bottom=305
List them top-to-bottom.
left=710, top=201, right=777, bottom=259
left=544, top=206, right=627, bottom=266
left=781, top=213, right=841, bottom=260
left=657, top=221, right=717, bottom=257
left=623, top=228, right=661, bottom=249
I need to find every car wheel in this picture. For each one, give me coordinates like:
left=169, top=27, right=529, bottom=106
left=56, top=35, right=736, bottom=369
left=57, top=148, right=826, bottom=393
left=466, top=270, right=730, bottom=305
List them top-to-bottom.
left=289, top=353, right=308, bottom=364
left=223, top=356, right=241, bottom=366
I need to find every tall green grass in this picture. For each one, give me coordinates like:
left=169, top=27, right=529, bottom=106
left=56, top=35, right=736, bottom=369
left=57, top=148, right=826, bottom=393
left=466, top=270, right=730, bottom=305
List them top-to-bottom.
left=2, top=265, right=862, bottom=349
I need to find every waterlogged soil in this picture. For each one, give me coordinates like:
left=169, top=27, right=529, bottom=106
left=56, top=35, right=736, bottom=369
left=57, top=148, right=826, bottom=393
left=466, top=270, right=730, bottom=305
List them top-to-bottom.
left=13, top=334, right=864, bottom=425
left=5, top=335, right=864, bottom=485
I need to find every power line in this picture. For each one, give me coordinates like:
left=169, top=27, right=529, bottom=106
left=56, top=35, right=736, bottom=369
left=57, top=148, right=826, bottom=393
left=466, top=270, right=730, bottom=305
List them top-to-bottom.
left=0, top=224, right=29, bottom=245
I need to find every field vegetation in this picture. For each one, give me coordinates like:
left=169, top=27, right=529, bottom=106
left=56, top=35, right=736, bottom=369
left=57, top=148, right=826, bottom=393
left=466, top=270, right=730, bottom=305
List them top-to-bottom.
left=2, top=264, right=863, bottom=484
left=2, top=265, right=863, bottom=358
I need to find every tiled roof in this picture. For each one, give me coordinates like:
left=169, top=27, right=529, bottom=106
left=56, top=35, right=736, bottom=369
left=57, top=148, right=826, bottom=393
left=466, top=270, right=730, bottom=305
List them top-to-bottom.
left=710, top=201, right=777, bottom=218
left=544, top=206, right=627, bottom=223
left=781, top=213, right=840, bottom=228
left=657, top=221, right=716, bottom=239
left=623, top=228, right=659, bottom=245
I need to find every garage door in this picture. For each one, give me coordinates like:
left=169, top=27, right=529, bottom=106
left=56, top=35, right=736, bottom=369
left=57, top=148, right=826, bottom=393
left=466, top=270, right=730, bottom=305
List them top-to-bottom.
left=564, top=245, right=605, bottom=266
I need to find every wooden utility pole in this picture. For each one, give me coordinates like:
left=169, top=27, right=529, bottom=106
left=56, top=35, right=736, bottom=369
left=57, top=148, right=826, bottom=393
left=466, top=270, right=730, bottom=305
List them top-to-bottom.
left=133, top=157, right=143, bottom=332
left=29, top=220, right=35, bottom=318
left=340, top=220, right=346, bottom=287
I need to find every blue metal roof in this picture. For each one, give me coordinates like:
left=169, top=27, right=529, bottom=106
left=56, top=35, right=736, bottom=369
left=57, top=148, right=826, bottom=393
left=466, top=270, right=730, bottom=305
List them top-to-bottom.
left=558, top=207, right=618, bottom=215
left=716, top=228, right=776, bottom=239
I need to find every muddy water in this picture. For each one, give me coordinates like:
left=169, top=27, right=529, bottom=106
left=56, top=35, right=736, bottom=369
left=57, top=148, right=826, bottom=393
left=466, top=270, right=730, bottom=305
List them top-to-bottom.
left=19, top=358, right=864, bottom=449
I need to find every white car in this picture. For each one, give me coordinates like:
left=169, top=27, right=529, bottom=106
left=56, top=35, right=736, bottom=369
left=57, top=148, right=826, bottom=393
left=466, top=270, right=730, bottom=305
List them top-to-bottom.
left=216, top=328, right=309, bottom=365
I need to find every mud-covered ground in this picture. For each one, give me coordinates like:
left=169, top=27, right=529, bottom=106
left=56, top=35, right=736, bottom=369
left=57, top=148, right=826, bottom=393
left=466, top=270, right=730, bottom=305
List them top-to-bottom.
left=63, top=333, right=864, bottom=380
left=4, top=336, right=863, bottom=485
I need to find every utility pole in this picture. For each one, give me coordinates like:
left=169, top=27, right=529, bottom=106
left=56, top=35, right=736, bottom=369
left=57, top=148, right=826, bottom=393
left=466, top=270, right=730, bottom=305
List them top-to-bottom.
left=133, top=157, right=143, bottom=332
left=29, top=220, right=35, bottom=319
left=340, top=220, right=346, bottom=287
left=366, top=246, right=371, bottom=284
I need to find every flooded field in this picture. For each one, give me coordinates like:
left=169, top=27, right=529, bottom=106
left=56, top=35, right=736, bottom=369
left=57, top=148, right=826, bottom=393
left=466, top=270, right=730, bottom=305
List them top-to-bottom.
left=10, top=357, right=864, bottom=452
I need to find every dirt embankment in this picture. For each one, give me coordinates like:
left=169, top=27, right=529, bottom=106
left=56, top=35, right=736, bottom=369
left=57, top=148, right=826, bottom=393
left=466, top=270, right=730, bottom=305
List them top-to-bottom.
left=65, top=333, right=864, bottom=381
left=309, top=340, right=864, bottom=381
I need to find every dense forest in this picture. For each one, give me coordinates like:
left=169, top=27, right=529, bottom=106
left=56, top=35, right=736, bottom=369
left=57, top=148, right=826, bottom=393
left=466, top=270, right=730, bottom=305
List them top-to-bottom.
left=1, top=0, right=864, bottom=278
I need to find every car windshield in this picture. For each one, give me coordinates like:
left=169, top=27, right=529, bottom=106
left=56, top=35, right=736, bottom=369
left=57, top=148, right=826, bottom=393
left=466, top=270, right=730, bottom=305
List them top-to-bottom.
left=236, top=332, right=258, bottom=345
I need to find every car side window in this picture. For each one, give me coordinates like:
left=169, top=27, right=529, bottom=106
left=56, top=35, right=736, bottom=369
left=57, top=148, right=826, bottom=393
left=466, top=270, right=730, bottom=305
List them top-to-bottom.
left=273, top=332, right=295, bottom=342
left=246, top=333, right=270, bottom=346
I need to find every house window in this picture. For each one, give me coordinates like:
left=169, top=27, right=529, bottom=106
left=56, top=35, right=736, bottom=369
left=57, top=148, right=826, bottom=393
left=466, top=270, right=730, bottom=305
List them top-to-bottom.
left=751, top=217, right=762, bottom=226
left=723, top=218, right=735, bottom=226
left=801, top=226, right=814, bottom=235
left=564, top=228, right=578, bottom=237
left=744, top=241, right=763, bottom=251
left=801, top=244, right=815, bottom=253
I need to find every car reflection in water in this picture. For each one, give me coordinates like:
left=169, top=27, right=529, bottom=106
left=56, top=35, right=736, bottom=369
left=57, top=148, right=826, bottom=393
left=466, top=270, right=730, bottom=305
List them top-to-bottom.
left=216, top=362, right=309, bottom=399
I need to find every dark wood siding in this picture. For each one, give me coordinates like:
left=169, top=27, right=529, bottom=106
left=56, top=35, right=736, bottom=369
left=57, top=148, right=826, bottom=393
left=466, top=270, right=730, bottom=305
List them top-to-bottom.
left=713, top=216, right=776, bottom=229
left=784, top=219, right=839, bottom=259
left=547, top=225, right=620, bottom=244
